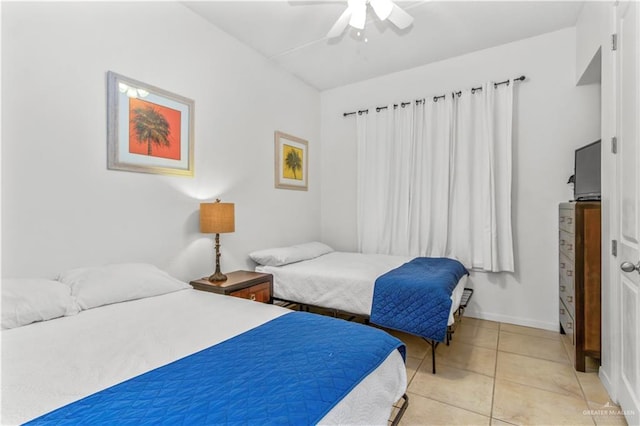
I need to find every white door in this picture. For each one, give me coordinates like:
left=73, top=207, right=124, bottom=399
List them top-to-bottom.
left=615, top=1, right=640, bottom=424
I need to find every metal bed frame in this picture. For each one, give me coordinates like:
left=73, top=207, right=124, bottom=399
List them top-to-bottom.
left=273, top=288, right=475, bottom=375
left=273, top=289, right=474, bottom=425
left=391, top=394, right=409, bottom=426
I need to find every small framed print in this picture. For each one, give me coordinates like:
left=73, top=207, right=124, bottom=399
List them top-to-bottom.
left=107, top=71, right=194, bottom=177
left=274, top=131, right=308, bottom=191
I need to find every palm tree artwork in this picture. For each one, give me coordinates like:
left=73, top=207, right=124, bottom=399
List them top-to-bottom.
left=128, top=98, right=181, bottom=160
left=131, top=104, right=172, bottom=156
left=283, top=144, right=303, bottom=180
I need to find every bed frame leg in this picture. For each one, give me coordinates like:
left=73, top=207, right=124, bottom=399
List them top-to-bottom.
left=421, top=338, right=438, bottom=374
left=431, top=340, right=436, bottom=374
left=390, top=393, right=409, bottom=426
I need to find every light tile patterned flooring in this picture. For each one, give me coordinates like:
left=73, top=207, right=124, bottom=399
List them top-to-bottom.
left=386, top=318, right=629, bottom=426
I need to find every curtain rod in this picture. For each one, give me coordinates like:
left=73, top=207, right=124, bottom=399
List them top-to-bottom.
left=343, top=75, right=526, bottom=117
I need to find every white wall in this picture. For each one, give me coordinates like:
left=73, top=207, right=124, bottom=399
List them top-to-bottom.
left=576, top=1, right=609, bottom=85
left=1, top=2, right=321, bottom=281
left=1, top=3, right=604, bottom=332
left=320, top=28, right=601, bottom=330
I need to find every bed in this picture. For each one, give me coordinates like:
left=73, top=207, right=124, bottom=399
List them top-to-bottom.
left=252, top=243, right=472, bottom=373
left=1, top=263, right=408, bottom=425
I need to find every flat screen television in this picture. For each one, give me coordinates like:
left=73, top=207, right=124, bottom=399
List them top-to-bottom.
left=574, top=140, right=601, bottom=201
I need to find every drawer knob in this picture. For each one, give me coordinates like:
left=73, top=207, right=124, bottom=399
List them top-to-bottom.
left=560, top=217, right=565, bottom=223
left=567, top=218, right=573, bottom=224
left=560, top=240, right=565, bottom=246
left=621, top=261, right=640, bottom=274
left=560, top=262, right=565, bottom=268
left=567, top=270, right=573, bottom=277
left=560, top=285, right=566, bottom=292
left=250, top=294, right=256, bottom=301
left=567, top=296, right=573, bottom=303
left=560, top=308, right=565, bottom=315
left=567, top=322, right=573, bottom=330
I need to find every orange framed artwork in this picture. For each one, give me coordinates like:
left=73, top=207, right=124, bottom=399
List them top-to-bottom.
left=107, top=71, right=194, bottom=177
left=274, top=131, right=308, bottom=191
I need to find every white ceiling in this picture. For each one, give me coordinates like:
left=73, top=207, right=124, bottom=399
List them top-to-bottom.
left=183, top=1, right=585, bottom=91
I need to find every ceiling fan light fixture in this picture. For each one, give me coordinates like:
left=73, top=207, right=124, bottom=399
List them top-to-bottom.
left=327, top=0, right=412, bottom=39
left=348, top=0, right=366, bottom=30
left=370, top=0, right=393, bottom=21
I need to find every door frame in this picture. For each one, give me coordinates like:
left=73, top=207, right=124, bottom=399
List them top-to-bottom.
left=603, top=2, right=640, bottom=423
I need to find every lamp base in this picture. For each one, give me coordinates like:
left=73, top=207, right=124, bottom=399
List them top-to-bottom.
left=209, top=233, right=227, bottom=282
left=208, top=271, right=228, bottom=282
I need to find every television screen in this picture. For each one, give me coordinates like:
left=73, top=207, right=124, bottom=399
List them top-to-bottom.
left=574, top=140, right=601, bottom=201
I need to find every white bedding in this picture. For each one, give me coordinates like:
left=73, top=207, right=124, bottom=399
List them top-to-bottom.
left=256, top=251, right=467, bottom=326
left=1, top=288, right=406, bottom=425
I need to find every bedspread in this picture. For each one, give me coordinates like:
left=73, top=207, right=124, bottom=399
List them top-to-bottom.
left=370, top=257, right=469, bottom=342
left=27, top=311, right=405, bottom=425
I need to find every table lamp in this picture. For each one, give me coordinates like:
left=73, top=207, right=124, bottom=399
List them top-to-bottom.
left=200, top=199, right=235, bottom=282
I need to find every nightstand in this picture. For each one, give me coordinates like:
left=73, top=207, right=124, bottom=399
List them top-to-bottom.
left=190, top=271, right=273, bottom=304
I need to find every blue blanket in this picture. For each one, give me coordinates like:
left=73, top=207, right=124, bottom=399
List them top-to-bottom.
left=370, top=257, right=469, bottom=342
left=27, top=312, right=405, bottom=425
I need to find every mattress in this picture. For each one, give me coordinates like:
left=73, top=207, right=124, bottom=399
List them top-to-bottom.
left=256, top=251, right=467, bottom=326
left=1, top=288, right=406, bottom=425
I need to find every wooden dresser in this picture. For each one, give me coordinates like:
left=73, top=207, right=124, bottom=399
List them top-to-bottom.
left=559, top=201, right=601, bottom=371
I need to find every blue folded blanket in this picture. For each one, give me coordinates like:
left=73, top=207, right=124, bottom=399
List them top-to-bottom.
left=371, top=257, right=469, bottom=342
left=27, top=311, right=405, bottom=425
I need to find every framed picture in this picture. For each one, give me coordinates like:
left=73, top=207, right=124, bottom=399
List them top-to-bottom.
left=107, top=71, right=194, bottom=177
left=274, top=131, right=308, bottom=191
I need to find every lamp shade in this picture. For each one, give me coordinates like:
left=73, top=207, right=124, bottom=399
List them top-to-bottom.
left=200, top=202, right=235, bottom=234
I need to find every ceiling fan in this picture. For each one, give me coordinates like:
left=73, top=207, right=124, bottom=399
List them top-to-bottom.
left=327, top=0, right=414, bottom=38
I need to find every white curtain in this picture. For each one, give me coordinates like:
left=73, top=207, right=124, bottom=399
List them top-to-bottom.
left=356, top=81, right=514, bottom=272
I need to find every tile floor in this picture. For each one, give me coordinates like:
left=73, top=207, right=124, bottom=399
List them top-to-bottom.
left=385, top=317, right=629, bottom=426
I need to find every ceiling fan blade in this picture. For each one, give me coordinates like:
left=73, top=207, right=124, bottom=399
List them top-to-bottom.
left=370, top=0, right=393, bottom=21
left=387, top=3, right=414, bottom=29
left=327, top=7, right=352, bottom=38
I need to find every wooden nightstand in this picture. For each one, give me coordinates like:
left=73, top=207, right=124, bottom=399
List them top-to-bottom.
left=190, top=271, right=273, bottom=304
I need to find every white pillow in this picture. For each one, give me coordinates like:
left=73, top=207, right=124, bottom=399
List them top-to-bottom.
left=249, top=242, right=334, bottom=266
left=58, top=263, right=190, bottom=310
left=2, top=278, right=80, bottom=330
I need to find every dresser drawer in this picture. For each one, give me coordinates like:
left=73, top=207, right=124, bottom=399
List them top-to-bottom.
left=559, top=211, right=575, bottom=234
left=559, top=230, right=575, bottom=259
left=559, top=252, right=575, bottom=291
left=230, top=282, right=271, bottom=303
left=560, top=287, right=575, bottom=318
left=559, top=298, right=574, bottom=345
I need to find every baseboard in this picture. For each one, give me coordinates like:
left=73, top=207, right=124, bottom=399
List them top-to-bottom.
left=464, top=308, right=559, bottom=332
left=598, top=368, right=617, bottom=403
